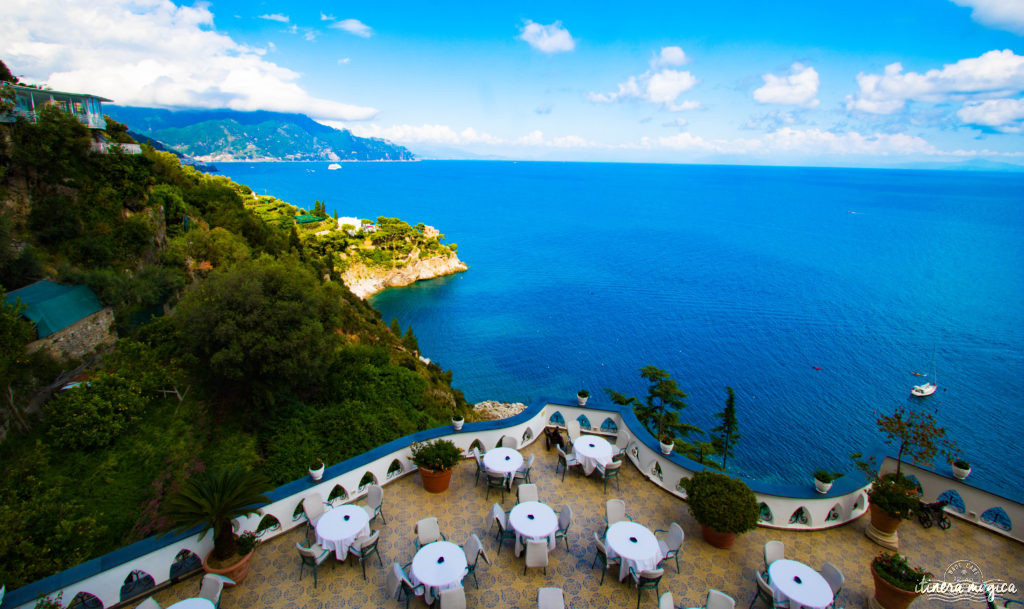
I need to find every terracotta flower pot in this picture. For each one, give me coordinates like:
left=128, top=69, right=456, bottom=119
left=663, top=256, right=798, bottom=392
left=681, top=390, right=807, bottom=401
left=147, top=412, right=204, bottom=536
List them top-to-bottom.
left=419, top=466, right=454, bottom=493
left=869, top=503, right=902, bottom=535
left=700, top=524, right=737, bottom=548
left=203, top=549, right=254, bottom=584
left=871, top=564, right=922, bottom=609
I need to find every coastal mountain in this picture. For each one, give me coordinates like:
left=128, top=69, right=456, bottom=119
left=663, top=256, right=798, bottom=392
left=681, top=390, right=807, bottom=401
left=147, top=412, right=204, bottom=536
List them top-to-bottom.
left=104, top=106, right=415, bottom=162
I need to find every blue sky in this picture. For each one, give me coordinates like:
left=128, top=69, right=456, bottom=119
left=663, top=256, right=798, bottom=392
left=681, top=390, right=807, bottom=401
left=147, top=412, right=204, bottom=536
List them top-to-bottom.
left=2, top=0, right=1023, bottom=165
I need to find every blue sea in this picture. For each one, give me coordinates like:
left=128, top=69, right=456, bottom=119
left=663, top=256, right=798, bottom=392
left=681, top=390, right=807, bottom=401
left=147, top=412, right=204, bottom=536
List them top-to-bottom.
left=220, top=161, right=1024, bottom=500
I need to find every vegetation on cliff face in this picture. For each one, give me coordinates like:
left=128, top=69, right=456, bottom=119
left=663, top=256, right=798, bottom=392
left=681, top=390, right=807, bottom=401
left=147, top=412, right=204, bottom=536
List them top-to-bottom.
left=0, top=99, right=464, bottom=589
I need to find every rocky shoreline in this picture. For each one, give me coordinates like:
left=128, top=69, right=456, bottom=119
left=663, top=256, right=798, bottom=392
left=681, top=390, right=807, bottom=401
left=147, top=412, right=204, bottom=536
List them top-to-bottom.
left=342, top=254, right=468, bottom=299
left=472, top=400, right=527, bottom=421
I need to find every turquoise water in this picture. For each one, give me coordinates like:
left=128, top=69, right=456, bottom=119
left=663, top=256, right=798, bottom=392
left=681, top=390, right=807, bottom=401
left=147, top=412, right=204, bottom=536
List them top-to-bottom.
left=220, top=161, right=1024, bottom=499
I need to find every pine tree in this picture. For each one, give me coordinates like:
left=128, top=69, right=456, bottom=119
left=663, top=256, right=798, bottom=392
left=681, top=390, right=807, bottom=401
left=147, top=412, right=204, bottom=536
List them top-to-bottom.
left=390, top=317, right=402, bottom=336
left=403, top=326, right=420, bottom=354
left=711, top=386, right=740, bottom=469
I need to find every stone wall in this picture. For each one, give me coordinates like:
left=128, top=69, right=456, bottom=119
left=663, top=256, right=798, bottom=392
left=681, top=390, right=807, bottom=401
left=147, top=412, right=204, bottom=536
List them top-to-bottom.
left=27, top=308, right=116, bottom=360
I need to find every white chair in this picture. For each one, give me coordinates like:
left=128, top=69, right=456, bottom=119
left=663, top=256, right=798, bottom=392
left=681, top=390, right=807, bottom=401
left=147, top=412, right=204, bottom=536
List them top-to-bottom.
left=566, top=419, right=581, bottom=442
left=499, top=435, right=519, bottom=448
left=555, top=445, right=581, bottom=481
left=472, top=447, right=485, bottom=485
left=514, top=454, right=535, bottom=484
left=517, top=483, right=540, bottom=503
left=363, top=484, right=387, bottom=524
left=302, top=492, right=331, bottom=537
left=605, top=498, right=630, bottom=532
left=488, top=503, right=516, bottom=554
left=554, top=504, right=573, bottom=551
left=414, top=516, right=444, bottom=547
left=655, top=522, right=684, bottom=573
left=349, top=530, right=383, bottom=580
left=591, top=531, right=620, bottom=585
left=462, top=533, right=489, bottom=588
left=524, top=540, right=549, bottom=574
left=296, top=541, right=332, bottom=588
left=763, top=541, right=784, bottom=575
left=387, top=562, right=425, bottom=609
left=820, top=562, right=844, bottom=608
left=631, top=567, right=665, bottom=608
left=748, top=570, right=776, bottom=609
left=197, top=574, right=225, bottom=607
left=439, top=586, right=467, bottom=609
left=538, top=587, right=566, bottom=609
left=707, top=589, right=737, bottom=609
left=660, top=592, right=676, bottom=609
left=136, top=598, right=162, bottom=609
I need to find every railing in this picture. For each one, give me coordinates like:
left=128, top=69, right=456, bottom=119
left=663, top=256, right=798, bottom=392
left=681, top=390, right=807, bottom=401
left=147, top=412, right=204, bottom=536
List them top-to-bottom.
left=4, top=397, right=1021, bottom=609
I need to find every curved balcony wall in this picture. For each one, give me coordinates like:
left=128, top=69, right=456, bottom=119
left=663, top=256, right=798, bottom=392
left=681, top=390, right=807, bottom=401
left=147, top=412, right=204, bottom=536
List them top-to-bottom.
left=4, top=397, right=1021, bottom=609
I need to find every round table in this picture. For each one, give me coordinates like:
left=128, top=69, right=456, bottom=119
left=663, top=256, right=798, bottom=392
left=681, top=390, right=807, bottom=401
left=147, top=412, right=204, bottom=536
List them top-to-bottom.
left=573, top=435, right=613, bottom=475
left=483, top=447, right=524, bottom=477
left=509, top=501, right=558, bottom=555
left=315, top=504, right=370, bottom=560
left=606, top=521, right=661, bottom=581
left=410, top=541, right=468, bottom=595
left=768, top=559, right=834, bottom=609
left=167, top=599, right=216, bottom=609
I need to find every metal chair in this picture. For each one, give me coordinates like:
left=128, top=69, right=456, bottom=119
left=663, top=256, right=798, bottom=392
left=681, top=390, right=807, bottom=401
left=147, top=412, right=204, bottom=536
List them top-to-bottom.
left=566, top=419, right=581, bottom=443
left=499, top=435, right=519, bottom=448
left=555, top=445, right=581, bottom=481
left=471, top=447, right=485, bottom=486
left=514, top=454, right=535, bottom=484
left=598, top=460, right=622, bottom=493
left=485, top=471, right=508, bottom=503
left=517, top=483, right=540, bottom=503
left=363, top=484, right=387, bottom=524
left=302, top=492, right=332, bottom=539
left=604, top=498, right=631, bottom=533
left=488, top=503, right=516, bottom=554
left=554, top=505, right=573, bottom=551
left=414, top=517, right=445, bottom=548
left=655, top=522, right=684, bottom=573
left=349, top=531, right=383, bottom=580
left=590, top=531, right=620, bottom=585
left=462, top=533, right=489, bottom=588
left=524, top=540, right=549, bottom=575
left=296, top=541, right=332, bottom=588
left=763, top=541, right=784, bottom=577
left=387, top=562, right=425, bottom=609
left=820, top=562, right=844, bottom=609
left=630, top=567, right=665, bottom=609
left=748, top=570, right=779, bottom=609
left=197, top=574, right=225, bottom=608
left=439, top=586, right=467, bottom=609
left=538, top=587, right=566, bottom=609
left=707, top=589, right=737, bottom=609
left=660, top=592, right=676, bottom=609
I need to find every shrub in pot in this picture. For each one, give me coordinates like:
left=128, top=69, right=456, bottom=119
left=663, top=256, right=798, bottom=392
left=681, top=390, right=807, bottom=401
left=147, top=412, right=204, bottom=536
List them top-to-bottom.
left=577, top=389, right=589, bottom=406
left=452, top=415, right=464, bottom=431
left=411, top=439, right=462, bottom=493
left=951, top=459, right=971, bottom=480
left=162, top=467, right=271, bottom=584
left=813, top=469, right=843, bottom=494
left=680, top=470, right=759, bottom=548
left=866, top=472, right=919, bottom=533
left=871, top=552, right=931, bottom=609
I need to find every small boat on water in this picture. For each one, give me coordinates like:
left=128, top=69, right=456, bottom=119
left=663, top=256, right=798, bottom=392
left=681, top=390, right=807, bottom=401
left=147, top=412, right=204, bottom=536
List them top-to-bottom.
left=328, top=163, right=342, bottom=170
left=911, top=349, right=937, bottom=397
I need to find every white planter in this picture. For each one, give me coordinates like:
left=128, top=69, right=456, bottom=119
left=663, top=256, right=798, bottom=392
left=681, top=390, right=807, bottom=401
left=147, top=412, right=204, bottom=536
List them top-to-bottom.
left=577, top=394, right=589, bottom=406
left=452, top=418, right=464, bottom=431
left=659, top=441, right=674, bottom=455
left=309, top=464, right=325, bottom=481
left=952, top=464, right=971, bottom=480
left=814, top=478, right=833, bottom=494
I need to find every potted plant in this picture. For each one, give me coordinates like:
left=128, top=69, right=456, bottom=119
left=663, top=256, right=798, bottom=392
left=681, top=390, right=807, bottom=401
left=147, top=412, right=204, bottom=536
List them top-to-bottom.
left=607, top=366, right=702, bottom=456
left=577, top=389, right=589, bottom=406
left=452, top=414, right=464, bottom=431
left=659, top=433, right=675, bottom=455
left=410, top=438, right=462, bottom=493
left=309, top=458, right=325, bottom=481
left=951, top=459, right=971, bottom=480
left=162, top=467, right=271, bottom=584
left=813, top=469, right=843, bottom=494
left=680, top=470, right=759, bottom=548
left=871, top=552, right=931, bottom=609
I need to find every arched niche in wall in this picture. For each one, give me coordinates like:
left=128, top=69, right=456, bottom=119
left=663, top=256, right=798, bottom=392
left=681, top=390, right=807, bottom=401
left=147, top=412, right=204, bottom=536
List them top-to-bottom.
left=386, top=459, right=403, bottom=480
left=937, top=489, right=966, bottom=513
left=255, top=514, right=281, bottom=538
left=169, top=548, right=202, bottom=580
left=119, top=569, right=156, bottom=602
left=67, top=592, right=103, bottom=609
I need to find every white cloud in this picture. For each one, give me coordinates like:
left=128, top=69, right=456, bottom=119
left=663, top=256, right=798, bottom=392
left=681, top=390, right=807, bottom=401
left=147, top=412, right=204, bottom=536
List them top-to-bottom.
left=0, top=0, right=377, bottom=121
left=950, top=0, right=1024, bottom=35
left=258, top=13, right=289, bottom=23
left=320, top=13, right=335, bottom=21
left=331, top=18, right=372, bottom=38
left=518, top=20, right=576, bottom=54
left=303, top=30, right=317, bottom=42
left=652, top=46, right=687, bottom=68
left=846, top=50, right=1024, bottom=114
left=337, top=58, right=350, bottom=65
left=590, top=61, right=700, bottom=112
left=753, top=62, right=820, bottom=108
left=957, top=98, right=1024, bottom=132
left=336, top=122, right=599, bottom=149
left=641, top=127, right=944, bottom=157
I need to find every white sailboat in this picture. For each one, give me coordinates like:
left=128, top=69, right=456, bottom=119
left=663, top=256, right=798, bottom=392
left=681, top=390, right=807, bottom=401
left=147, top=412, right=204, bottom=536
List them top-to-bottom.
left=911, top=350, right=937, bottom=397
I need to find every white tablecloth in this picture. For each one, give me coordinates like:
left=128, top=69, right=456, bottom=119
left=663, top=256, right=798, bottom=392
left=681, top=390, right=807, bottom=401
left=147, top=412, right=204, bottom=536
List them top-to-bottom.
left=573, top=435, right=613, bottom=475
left=483, top=448, right=524, bottom=477
left=509, top=501, right=558, bottom=556
left=315, top=505, right=370, bottom=560
left=606, top=521, right=661, bottom=582
left=410, top=541, right=468, bottom=600
left=768, top=559, right=834, bottom=609
left=167, top=599, right=216, bottom=609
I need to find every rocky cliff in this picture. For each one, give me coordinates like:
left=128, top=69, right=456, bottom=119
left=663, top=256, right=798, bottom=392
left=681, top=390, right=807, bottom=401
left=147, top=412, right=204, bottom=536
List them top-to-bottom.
left=342, top=254, right=468, bottom=299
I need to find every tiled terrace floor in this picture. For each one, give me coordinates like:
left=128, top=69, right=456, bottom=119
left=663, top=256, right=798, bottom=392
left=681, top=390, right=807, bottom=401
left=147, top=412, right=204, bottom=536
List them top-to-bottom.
left=144, top=441, right=1022, bottom=609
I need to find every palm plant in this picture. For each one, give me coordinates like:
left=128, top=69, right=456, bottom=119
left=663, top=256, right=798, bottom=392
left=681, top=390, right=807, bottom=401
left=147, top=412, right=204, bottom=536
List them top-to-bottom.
left=161, top=467, right=272, bottom=561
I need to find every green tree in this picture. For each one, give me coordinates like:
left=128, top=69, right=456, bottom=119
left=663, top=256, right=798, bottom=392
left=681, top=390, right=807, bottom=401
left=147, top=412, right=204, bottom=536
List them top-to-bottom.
left=0, top=59, right=16, bottom=83
left=102, top=116, right=137, bottom=144
left=0, top=290, right=35, bottom=432
left=390, top=317, right=402, bottom=336
left=402, top=326, right=420, bottom=354
left=606, top=365, right=702, bottom=445
left=46, top=371, right=148, bottom=450
left=711, top=386, right=740, bottom=469
left=873, top=404, right=958, bottom=475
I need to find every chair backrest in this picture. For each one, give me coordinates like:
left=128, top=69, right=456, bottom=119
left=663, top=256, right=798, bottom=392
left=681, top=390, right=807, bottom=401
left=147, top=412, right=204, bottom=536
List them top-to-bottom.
left=566, top=419, right=581, bottom=441
left=499, top=435, right=518, bottom=448
left=556, top=444, right=568, bottom=462
left=472, top=447, right=484, bottom=467
left=524, top=454, right=535, bottom=469
left=604, top=460, right=622, bottom=474
left=518, top=483, right=539, bottom=503
left=367, top=484, right=384, bottom=510
left=303, top=492, right=325, bottom=521
left=606, top=499, right=627, bottom=525
left=490, top=503, right=507, bottom=529
left=558, top=505, right=573, bottom=530
left=416, top=517, right=442, bottom=545
left=666, top=522, right=684, bottom=551
left=359, top=530, right=380, bottom=552
left=592, top=531, right=608, bottom=556
left=463, top=533, right=483, bottom=565
left=525, top=540, right=549, bottom=567
left=764, top=541, right=784, bottom=568
left=296, top=542, right=317, bottom=560
left=820, top=562, right=844, bottom=594
left=387, top=563, right=404, bottom=599
left=638, top=568, right=664, bottom=586
left=754, top=570, right=772, bottom=596
left=197, top=574, right=224, bottom=604
left=439, top=587, right=467, bottom=609
left=538, top=587, right=566, bottom=609
left=707, top=589, right=736, bottom=609
left=659, top=592, right=675, bottom=609
left=136, top=598, right=161, bottom=609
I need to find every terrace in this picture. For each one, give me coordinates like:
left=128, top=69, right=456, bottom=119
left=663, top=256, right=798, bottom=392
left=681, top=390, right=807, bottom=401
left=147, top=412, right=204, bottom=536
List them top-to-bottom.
left=136, top=441, right=1018, bottom=609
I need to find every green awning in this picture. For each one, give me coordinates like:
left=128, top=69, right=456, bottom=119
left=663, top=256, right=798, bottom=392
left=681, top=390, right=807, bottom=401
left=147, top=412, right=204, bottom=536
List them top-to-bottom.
left=3, top=280, right=103, bottom=337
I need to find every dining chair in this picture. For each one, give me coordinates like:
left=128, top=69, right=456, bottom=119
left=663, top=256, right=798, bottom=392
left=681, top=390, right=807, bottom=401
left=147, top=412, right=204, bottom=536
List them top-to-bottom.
left=566, top=419, right=581, bottom=443
left=499, top=435, right=519, bottom=449
left=555, top=445, right=581, bottom=481
left=472, top=447, right=485, bottom=486
left=514, top=454, right=535, bottom=484
left=599, top=460, right=622, bottom=493
left=485, top=471, right=508, bottom=503
left=517, top=483, right=540, bottom=503
left=363, top=484, right=387, bottom=524
left=302, top=492, right=332, bottom=539
left=604, top=498, right=631, bottom=533
left=488, top=503, right=516, bottom=554
left=554, top=505, right=573, bottom=551
left=414, top=517, right=445, bottom=548
left=654, top=522, right=685, bottom=573
left=349, top=530, right=383, bottom=580
left=590, top=531, right=620, bottom=585
left=461, top=533, right=488, bottom=588
left=524, top=540, right=549, bottom=575
left=296, top=541, right=332, bottom=588
left=763, top=541, right=784, bottom=577
left=387, top=562, right=425, bottom=609
left=820, top=562, right=844, bottom=608
left=630, top=567, right=665, bottom=609
left=748, top=570, right=781, bottom=609
left=197, top=573, right=225, bottom=608
left=439, top=586, right=467, bottom=609
left=538, top=587, right=566, bottom=609
left=707, top=589, right=737, bottom=609
left=659, top=592, right=676, bottom=609
left=136, top=598, right=162, bottom=609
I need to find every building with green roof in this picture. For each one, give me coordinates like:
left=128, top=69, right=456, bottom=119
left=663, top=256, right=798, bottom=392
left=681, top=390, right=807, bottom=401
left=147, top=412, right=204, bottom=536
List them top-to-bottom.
left=4, top=280, right=115, bottom=359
